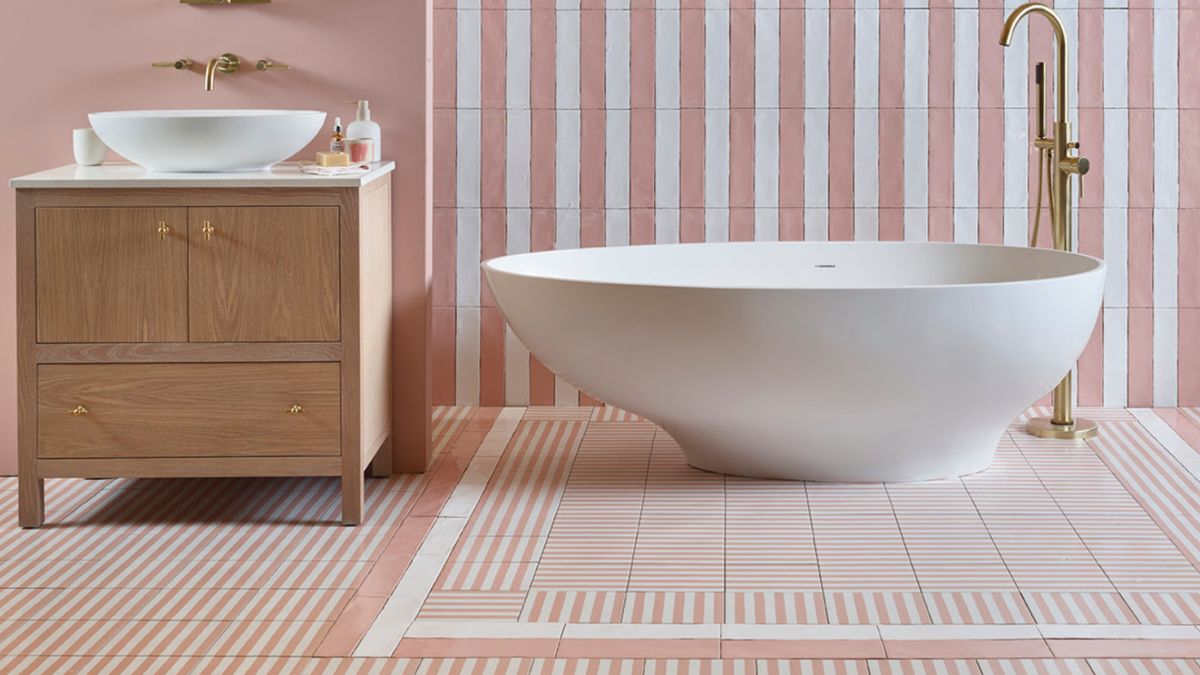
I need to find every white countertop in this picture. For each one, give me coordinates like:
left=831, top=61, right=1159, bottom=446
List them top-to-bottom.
left=10, top=161, right=396, bottom=189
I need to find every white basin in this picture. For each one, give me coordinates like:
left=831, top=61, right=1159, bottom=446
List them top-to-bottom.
left=89, top=109, right=327, bottom=173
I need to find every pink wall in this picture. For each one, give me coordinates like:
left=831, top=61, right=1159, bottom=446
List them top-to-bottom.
left=0, top=1, right=431, bottom=475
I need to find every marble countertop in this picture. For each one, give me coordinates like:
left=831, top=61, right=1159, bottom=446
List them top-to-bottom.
left=10, top=161, right=396, bottom=189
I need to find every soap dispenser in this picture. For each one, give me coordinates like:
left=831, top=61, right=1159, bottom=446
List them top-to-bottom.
left=346, top=100, right=382, bottom=162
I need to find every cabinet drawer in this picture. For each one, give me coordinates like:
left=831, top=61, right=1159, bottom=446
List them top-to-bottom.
left=38, top=363, right=340, bottom=459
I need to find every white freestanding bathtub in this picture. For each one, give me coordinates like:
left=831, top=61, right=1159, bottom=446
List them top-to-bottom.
left=483, top=242, right=1105, bottom=482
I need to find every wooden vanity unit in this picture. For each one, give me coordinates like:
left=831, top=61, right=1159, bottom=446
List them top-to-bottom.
left=11, top=163, right=397, bottom=527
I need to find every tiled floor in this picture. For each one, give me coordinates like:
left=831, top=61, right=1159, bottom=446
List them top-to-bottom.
left=2, top=407, right=1200, bottom=674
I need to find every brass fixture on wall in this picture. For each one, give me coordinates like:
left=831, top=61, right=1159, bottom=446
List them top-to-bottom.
left=181, top=0, right=270, bottom=5
left=999, top=2, right=1097, bottom=442
left=204, top=53, right=240, bottom=91
left=152, top=54, right=292, bottom=91
left=256, top=59, right=292, bottom=72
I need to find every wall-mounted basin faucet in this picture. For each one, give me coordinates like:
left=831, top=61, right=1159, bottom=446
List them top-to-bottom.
left=204, top=53, right=241, bottom=91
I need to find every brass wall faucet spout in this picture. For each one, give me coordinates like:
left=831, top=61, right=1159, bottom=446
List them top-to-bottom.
left=1000, top=2, right=1097, bottom=441
left=204, top=53, right=241, bottom=91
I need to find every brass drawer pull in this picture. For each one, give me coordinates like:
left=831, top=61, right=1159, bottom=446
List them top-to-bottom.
left=202, top=221, right=215, bottom=240
left=157, top=222, right=171, bottom=239
left=286, top=404, right=305, bottom=414
left=70, top=406, right=89, bottom=416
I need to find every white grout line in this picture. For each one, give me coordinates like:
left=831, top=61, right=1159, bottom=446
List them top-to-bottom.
left=1130, top=408, right=1200, bottom=483
left=352, top=411, right=524, bottom=657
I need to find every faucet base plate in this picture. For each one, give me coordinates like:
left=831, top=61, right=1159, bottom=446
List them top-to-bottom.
left=1026, top=416, right=1099, bottom=441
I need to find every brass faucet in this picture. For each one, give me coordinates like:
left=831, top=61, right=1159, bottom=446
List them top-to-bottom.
left=1000, top=2, right=1097, bottom=441
left=204, top=53, right=241, bottom=91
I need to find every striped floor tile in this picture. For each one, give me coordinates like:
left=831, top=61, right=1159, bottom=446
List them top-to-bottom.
left=590, top=407, right=644, bottom=423
left=435, top=560, right=537, bottom=592
left=520, top=591, right=624, bottom=622
left=419, top=592, right=528, bottom=621
left=621, top=592, right=724, bottom=623
left=724, top=592, right=826, bottom=624
left=824, top=592, right=931, bottom=625
left=922, top=592, right=1035, bottom=625
left=1022, top=592, right=1140, bottom=624
left=1122, top=592, right=1200, bottom=624
left=0, top=619, right=227, bottom=657
left=205, top=620, right=331, bottom=657
left=0, top=655, right=196, bottom=674
left=418, top=658, right=535, bottom=675
left=528, top=659, right=643, bottom=675
left=1085, top=659, right=1200, bottom=675
left=312, top=660, right=423, bottom=675
left=757, top=661, right=869, bottom=675
left=870, top=661, right=980, bottom=675
left=975, top=661, right=1091, bottom=675
left=643, top=662, right=753, bottom=675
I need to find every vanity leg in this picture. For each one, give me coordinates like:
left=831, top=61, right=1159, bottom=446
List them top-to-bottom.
left=368, top=436, right=393, bottom=478
left=342, top=468, right=364, bottom=526
left=19, top=477, right=44, bottom=529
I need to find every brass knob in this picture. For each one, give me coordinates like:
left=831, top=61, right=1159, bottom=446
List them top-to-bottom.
left=202, top=221, right=215, bottom=240
left=158, top=222, right=171, bottom=239
left=286, top=404, right=305, bottom=414
left=70, top=406, right=89, bottom=416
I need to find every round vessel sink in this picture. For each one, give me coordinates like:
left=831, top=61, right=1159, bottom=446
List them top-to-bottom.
left=89, top=109, right=327, bottom=173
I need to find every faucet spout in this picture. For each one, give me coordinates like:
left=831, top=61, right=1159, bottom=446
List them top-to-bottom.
left=999, top=3, right=1068, bottom=127
left=204, top=53, right=241, bottom=91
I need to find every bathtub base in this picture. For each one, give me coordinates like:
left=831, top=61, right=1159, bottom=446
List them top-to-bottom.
left=669, top=427, right=1003, bottom=483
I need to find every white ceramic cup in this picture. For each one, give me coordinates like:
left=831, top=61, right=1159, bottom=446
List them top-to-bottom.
left=73, top=128, right=107, bottom=166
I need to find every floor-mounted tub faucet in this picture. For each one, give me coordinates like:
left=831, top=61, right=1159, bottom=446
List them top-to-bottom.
left=1000, top=2, right=1097, bottom=441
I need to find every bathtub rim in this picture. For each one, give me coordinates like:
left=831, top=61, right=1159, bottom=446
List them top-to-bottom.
left=482, top=241, right=1105, bottom=292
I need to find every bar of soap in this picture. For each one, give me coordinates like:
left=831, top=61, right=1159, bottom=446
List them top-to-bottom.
left=316, top=151, right=350, bottom=167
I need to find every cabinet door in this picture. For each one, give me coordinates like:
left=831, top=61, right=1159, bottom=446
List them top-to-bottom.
left=36, top=207, right=188, bottom=343
left=189, top=207, right=340, bottom=342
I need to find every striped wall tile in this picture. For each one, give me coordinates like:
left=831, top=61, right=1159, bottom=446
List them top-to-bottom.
left=435, top=3, right=1197, bottom=410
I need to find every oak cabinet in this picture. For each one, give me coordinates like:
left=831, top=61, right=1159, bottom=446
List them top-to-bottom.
left=15, top=172, right=395, bottom=528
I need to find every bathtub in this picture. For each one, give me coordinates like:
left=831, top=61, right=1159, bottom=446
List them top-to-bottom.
left=483, top=242, right=1105, bottom=482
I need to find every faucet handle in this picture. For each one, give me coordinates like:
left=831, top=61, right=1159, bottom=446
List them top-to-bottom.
left=256, top=58, right=291, bottom=71
left=152, top=59, right=194, bottom=70
left=1061, top=155, right=1089, bottom=201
